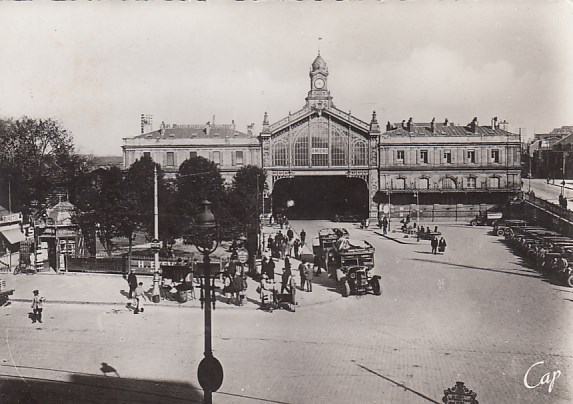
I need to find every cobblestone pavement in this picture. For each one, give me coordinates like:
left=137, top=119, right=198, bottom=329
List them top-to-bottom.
left=0, top=221, right=571, bottom=403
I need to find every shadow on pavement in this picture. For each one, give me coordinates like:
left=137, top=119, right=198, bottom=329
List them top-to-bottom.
left=410, top=258, right=542, bottom=279
left=0, top=372, right=203, bottom=404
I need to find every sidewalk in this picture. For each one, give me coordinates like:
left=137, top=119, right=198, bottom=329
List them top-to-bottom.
left=1, top=226, right=337, bottom=309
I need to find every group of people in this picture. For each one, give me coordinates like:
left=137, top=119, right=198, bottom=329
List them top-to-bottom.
left=558, top=194, right=568, bottom=209
left=267, top=227, right=306, bottom=260
left=430, top=236, right=447, bottom=255
left=127, top=269, right=147, bottom=314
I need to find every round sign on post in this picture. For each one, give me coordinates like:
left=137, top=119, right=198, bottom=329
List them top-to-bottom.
left=382, top=204, right=390, bottom=214
left=237, top=248, right=249, bottom=264
left=197, top=356, right=224, bottom=392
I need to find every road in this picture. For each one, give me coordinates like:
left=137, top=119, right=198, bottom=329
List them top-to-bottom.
left=528, top=179, right=573, bottom=209
left=1, top=221, right=572, bottom=403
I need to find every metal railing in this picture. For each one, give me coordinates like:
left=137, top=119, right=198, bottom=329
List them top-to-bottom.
left=523, top=193, right=573, bottom=222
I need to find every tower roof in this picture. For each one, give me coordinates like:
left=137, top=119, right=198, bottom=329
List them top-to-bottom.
left=311, top=54, right=327, bottom=71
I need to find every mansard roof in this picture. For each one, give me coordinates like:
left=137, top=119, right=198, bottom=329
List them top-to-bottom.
left=383, top=120, right=516, bottom=137
left=134, top=124, right=252, bottom=140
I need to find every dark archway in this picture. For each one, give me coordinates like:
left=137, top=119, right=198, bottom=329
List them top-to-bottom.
left=272, top=176, right=369, bottom=220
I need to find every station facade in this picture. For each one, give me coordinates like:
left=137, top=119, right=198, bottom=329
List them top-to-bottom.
left=122, top=54, right=522, bottom=220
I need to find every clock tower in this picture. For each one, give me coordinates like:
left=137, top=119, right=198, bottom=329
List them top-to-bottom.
left=305, top=53, right=334, bottom=110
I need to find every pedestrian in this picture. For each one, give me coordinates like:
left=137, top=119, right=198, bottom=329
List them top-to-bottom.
left=270, top=215, right=275, bottom=227
left=382, top=216, right=388, bottom=235
left=286, top=227, right=294, bottom=241
left=300, top=229, right=306, bottom=246
left=267, top=234, right=274, bottom=251
left=431, top=236, right=438, bottom=255
left=438, top=237, right=447, bottom=254
left=286, top=238, right=293, bottom=257
left=293, top=238, right=300, bottom=259
left=280, top=239, right=287, bottom=259
left=313, top=253, right=322, bottom=275
left=261, top=256, right=269, bottom=278
left=267, top=257, right=275, bottom=280
left=227, top=259, right=237, bottom=280
left=281, top=259, right=293, bottom=294
left=298, top=259, right=307, bottom=291
left=303, top=260, right=313, bottom=292
left=127, top=269, right=137, bottom=298
left=133, top=282, right=146, bottom=314
left=31, top=290, right=45, bottom=323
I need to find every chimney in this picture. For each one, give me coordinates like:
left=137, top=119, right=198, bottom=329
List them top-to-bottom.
left=369, top=111, right=380, bottom=134
left=212, top=115, right=216, bottom=127
left=491, top=116, right=498, bottom=130
left=407, top=117, right=413, bottom=132
left=430, top=117, right=436, bottom=133
left=470, top=117, right=478, bottom=133
left=444, top=118, right=449, bottom=126
left=231, top=120, right=236, bottom=130
left=401, top=120, right=406, bottom=129
left=159, top=121, right=166, bottom=136
left=205, top=121, right=211, bottom=135
left=386, top=121, right=392, bottom=131
left=247, top=123, right=254, bottom=136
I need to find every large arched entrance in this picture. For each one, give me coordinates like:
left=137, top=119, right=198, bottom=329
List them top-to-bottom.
left=272, top=176, right=369, bottom=220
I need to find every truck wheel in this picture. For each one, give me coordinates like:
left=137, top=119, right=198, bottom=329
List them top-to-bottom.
left=470, top=220, right=477, bottom=226
left=496, top=229, right=505, bottom=236
left=567, top=275, right=573, bottom=288
left=372, top=278, right=382, bottom=296
left=340, top=281, right=350, bottom=297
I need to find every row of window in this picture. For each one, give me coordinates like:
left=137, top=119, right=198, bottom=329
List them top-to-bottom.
left=272, top=140, right=368, bottom=167
left=395, top=149, right=500, bottom=164
left=143, top=151, right=244, bottom=167
left=390, top=176, right=503, bottom=190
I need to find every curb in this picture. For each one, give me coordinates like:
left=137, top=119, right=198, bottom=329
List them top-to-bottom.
left=374, top=231, right=419, bottom=245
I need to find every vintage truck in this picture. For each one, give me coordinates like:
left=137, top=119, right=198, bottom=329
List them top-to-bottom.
left=331, top=238, right=381, bottom=297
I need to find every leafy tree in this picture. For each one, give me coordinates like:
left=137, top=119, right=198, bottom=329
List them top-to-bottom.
left=0, top=117, right=84, bottom=218
left=176, top=156, right=238, bottom=240
left=227, top=165, right=266, bottom=231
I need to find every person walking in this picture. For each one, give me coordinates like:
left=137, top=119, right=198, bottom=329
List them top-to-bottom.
left=382, top=216, right=388, bottom=235
left=286, top=227, right=294, bottom=241
left=300, top=229, right=306, bottom=246
left=267, top=235, right=274, bottom=252
left=431, top=236, right=438, bottom=255
left=438, top=237, right=447, bottom=254
left=293, top=238, right=300, bottom=259
left=261, top=256, right=269, bottom=278
left=267, top=257, right=275, bottom=280
left=281, top=259, right=293, bottom=294
left=298, top=259, right=307, bottom=292
left=303, top=260, right=313, bottom=292
left=127, top=269, right=138, bottom=299
left=133, top=282, right=146, bottom=314
left=31, top=290, right=45, bottom=323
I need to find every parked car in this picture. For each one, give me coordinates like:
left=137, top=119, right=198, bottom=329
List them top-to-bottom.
left=493, top=219, right=527, bottom=237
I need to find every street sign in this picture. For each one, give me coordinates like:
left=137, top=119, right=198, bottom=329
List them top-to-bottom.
left=150, top=239, right=161, bottom=253
left=237, top=248, right=249, bottom=264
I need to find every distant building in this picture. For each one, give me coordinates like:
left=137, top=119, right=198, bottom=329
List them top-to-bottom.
left=122, top=121, right=260, bottom=182
left=530, top=126, right=573, bottom=179
left=91, top=156, right=123, bottom=170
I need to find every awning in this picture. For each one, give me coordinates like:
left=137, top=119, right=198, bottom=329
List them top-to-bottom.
left=0, top=228, right=27, bottom=244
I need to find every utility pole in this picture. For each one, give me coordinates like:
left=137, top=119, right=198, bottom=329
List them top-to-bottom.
left=152, top=165, right=160, bottom=303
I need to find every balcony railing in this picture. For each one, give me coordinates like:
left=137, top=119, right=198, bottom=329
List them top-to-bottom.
left=379, top=184, right=522, bottom=193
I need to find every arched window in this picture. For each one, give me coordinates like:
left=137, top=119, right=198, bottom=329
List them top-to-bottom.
left=310, top=121, right=329, bottom=166
left=293, top=131, right=309, bottom=166
left=331, top=131, right=347, bottom=166
left=353, top=141, right=368, bottom=166
left=272, top=142, right=288, bottom=166
left=441, top=177, right=456, bottom=189
left=467, top=177, right=477, bottom=189
left=489, top=177, right=500, bottom=188
left=395, top=178, right=406, bottom=189
left=418, top=178, right=430, bottom=189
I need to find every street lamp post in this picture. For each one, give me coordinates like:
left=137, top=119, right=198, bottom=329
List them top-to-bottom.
left=194, top=200, right=223, bottom=404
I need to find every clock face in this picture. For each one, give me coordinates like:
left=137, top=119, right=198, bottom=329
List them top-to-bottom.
left=314, top=78, right=325, bottom=89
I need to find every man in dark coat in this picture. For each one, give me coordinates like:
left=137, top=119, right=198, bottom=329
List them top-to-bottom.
left=286, top=227, right=294, bottom=241
left=300, top=229, right=306, bottom=246
left=431, top=236, right=439, bottom=255
left=267, top=257, right=275, bottom=280
left=281, top=259, right=292, bottom=294
left=127, top=270, right=138, bottom=298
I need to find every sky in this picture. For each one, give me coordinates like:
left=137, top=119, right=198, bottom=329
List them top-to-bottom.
left=1, top=0, right=572, bottom=156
